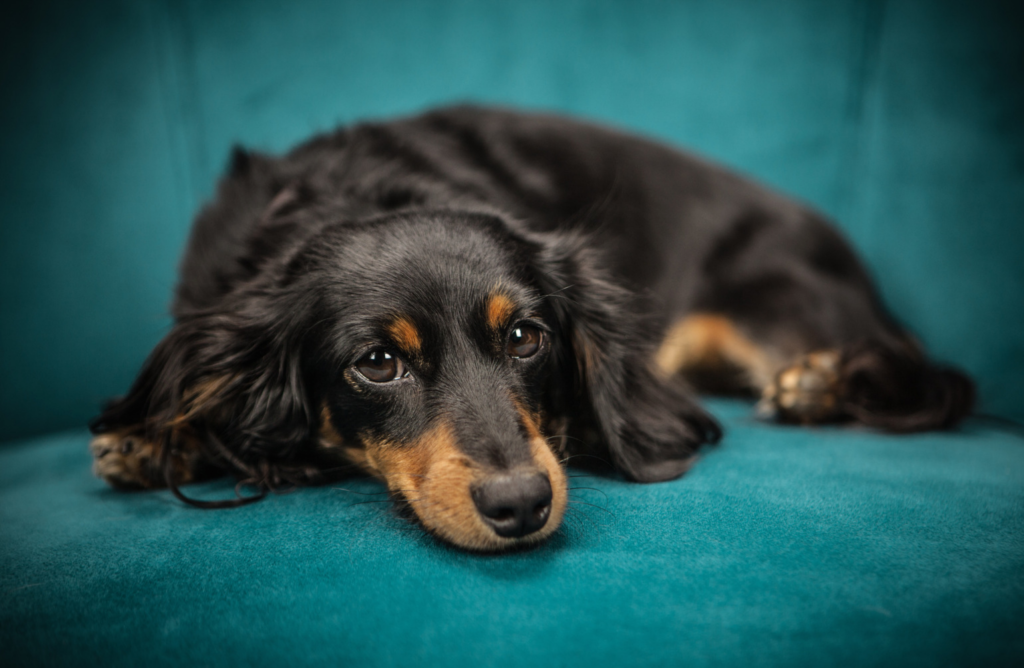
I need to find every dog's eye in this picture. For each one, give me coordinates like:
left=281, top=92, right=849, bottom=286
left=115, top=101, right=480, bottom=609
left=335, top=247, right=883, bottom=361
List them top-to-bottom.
left=507, top=325, right=542, bottom=359
left=355, top=350, right=407, bottom=383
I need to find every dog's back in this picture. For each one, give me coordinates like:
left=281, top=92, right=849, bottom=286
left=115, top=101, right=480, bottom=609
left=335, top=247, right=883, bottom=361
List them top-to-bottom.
left=174, top=104, right=972, bottom=430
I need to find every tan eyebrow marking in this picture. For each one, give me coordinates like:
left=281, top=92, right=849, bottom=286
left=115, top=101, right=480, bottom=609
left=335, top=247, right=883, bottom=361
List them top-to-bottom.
left=486, top=291, right=517, bottom=331
left=387, top=315, right=422, bottom=355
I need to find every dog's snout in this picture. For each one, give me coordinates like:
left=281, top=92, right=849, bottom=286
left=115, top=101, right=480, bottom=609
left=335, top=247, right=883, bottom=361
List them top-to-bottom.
left=472, top=472, right=552, bottom=538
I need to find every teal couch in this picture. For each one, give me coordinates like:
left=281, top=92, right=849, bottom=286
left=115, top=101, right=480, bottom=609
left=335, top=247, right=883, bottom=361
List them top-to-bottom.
left=2, top=1, right=1022, bottom=665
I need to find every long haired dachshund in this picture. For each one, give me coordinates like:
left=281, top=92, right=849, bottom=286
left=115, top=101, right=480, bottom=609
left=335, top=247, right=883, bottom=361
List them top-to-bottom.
left=90, top=106, right=973, bottom=551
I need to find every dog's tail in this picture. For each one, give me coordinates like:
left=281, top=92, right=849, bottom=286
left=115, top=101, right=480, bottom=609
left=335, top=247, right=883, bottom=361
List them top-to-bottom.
left=840, top=340, right=974, bottom=432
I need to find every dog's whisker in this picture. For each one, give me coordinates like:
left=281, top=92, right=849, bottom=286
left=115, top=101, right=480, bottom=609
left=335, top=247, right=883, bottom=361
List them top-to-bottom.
left=540, top=284, right=576, bottom=299
left=546, top=434, right=585, bottom=445
left=559, top=453, right=613, bottom=467
left=315, top=462, right=372, bottom=474
left=567, top=486, right=608, bottom=501
left=331, top=487, right=390, bottom=496
left=344, top=489, right=424, bottom=506
left=567, top=500, right=615, bottom=517
left=564, top=505, right=612, bottom=530
left=563, top=506, right=601, bottom=526
left=562, top=507, right=607, bottom=536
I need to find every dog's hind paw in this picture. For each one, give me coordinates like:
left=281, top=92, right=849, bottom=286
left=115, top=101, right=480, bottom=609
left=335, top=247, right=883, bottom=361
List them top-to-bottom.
left=757, top=350, right=844, bottom=425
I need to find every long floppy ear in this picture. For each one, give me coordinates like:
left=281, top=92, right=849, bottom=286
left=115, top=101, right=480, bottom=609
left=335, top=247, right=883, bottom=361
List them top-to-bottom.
left=91, top=146, right=328, bottom=498
left=529, top=230, right=721, bottom=482
left=90, top=285, right=322, bottom=492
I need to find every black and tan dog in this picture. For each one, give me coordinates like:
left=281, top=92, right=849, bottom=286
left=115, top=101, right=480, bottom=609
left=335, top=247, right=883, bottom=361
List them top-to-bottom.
left=90, top=106, right=973, bottom=551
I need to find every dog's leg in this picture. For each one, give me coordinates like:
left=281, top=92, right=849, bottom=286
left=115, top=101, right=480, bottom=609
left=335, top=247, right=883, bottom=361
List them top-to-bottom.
left=657, top=312, right=839, bottom=423
left=656, top=313, right=779, bottom=393
left=656, top=313, right=849, bottom=424
left=656, top=314, right=971, bottom=430
left=758, top=342, right=973, bottom=431
left=90, top=430, right=213, bottom=489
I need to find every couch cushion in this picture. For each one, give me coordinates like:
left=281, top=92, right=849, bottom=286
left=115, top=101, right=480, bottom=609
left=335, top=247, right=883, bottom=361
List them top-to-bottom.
left=4, top=400, right=1022, bottom=666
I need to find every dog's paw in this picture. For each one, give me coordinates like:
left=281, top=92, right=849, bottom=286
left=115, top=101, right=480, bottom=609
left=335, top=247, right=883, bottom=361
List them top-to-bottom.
left=757, top=351, right=844, bottom=424
left=90, top=432, right=165, bottom=489
left=91, top=432, right=218, bottom=489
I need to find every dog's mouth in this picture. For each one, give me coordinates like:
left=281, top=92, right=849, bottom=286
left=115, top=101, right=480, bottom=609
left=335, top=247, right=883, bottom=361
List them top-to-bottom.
left=343, top=423, right=568, bottom=551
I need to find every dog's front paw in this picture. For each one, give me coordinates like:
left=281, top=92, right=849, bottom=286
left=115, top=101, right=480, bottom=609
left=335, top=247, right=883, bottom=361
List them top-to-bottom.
left=757, top=351, right=844, bottom=424
left=90, top=432, right=165, bottom=489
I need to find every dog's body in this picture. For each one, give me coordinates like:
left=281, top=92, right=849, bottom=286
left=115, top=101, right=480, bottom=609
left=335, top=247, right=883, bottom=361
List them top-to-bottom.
left=90, top=106, right=973, bottom=550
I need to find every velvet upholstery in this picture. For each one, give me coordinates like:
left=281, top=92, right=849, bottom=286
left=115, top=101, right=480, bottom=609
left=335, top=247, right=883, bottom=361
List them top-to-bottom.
left=2, top=1, right=1023, bottom=665
left=3, top=401, right=1023, bottom=666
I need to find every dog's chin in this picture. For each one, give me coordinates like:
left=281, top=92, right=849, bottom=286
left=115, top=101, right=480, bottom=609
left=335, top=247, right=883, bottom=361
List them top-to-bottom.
left=423, top=491, right=567, bottom=553
left=402, top=498, right=565, bottom=552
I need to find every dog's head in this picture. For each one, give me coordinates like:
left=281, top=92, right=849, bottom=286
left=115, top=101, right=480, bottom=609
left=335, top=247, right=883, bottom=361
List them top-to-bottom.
left=94, top=207, right=719, bottom=551
left=308, top=213, right=570, bottom=550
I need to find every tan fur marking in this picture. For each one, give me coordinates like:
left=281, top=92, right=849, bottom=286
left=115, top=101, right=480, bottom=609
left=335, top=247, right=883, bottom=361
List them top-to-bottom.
left=486, top=291, right=516, bottom=331
left=656, top=313, right=776, bottom=389
left=387, top=315, right=422, bottom=355
left=777, top=366, right=802, bottom=391
left=165, top=375, right=233, bottom=428
left=92, top=376, right=232, bottom=490
left=515, top=401, right=545, bottom=441
left=319, top=403, right=344, bottom=449
left=517, top=403, right=568, bottom=540
left=360, top=413, right=567, bottom=551
left=362, top=424, right=484, bottom=547
left=90, top=429, right=206, bottom=489
left=90, top=431, right=162, bottom=488
left=341, top=446, right=378, bottom=476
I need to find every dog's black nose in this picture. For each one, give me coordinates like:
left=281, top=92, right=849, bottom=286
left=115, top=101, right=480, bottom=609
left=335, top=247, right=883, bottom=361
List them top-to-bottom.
left=472, top=472, right=552, bottom=538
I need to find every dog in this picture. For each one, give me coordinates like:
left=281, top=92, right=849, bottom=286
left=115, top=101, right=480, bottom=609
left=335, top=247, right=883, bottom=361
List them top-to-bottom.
left=89, top=105, right=974, bottom=551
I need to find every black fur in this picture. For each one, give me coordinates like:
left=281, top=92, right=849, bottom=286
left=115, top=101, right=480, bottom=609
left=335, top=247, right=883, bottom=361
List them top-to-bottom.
left=91, top=105, right=973, bottom=499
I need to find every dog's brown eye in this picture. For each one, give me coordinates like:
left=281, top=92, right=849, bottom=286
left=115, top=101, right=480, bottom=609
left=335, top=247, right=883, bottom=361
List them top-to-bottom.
left=507, top=325, right=542, bottom=359
left=355, top=350, right=407, bottom=383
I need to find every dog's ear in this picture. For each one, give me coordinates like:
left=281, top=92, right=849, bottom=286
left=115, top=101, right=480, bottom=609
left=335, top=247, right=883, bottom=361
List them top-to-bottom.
left=91, top=147, right=324, bottom=489
left=528, top=231, right=721, bottom=482
left=90, top=280, right=322, bottom=488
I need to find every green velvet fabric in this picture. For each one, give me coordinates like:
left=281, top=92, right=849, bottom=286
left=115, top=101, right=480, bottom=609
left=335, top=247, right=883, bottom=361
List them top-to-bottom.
left=1, top=0, right=1023, bottom=442
left=2, top=401, right=1022, bottom=666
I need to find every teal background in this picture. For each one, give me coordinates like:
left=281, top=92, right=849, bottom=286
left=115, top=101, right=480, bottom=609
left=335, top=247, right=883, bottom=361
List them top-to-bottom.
left=1, top=0, right=1023, bottom=442
left=2, top=2, right=1024, bottom=665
